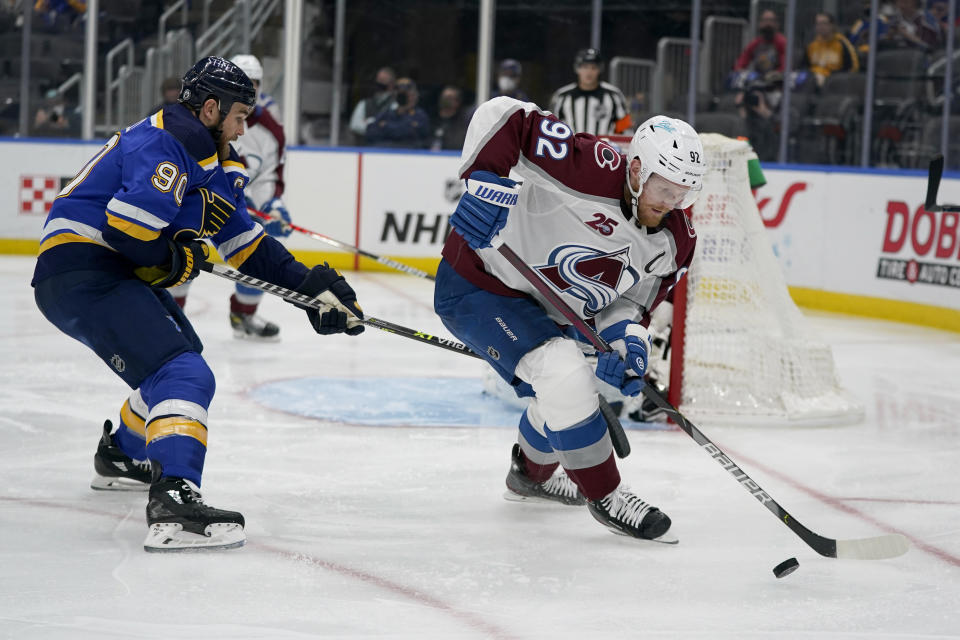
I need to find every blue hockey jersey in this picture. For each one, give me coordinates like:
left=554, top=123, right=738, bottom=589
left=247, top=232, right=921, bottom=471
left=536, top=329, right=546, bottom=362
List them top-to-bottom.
left=32, top=103, right=307, bottom=289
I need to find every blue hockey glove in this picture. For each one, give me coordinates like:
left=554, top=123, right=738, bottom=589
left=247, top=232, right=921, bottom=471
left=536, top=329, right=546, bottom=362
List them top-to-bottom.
left=450, top=170, right=520, bottom=250
left=260, top=198, right=292, bottom=238
left=294, top=263, right=365, bottom=336
left=599, top=321, right=651, bottom=379
left=594, top=351, right=644, bottom=397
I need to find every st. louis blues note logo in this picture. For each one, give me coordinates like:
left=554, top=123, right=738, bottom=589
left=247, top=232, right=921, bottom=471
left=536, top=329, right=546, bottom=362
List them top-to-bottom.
left=535, top=245, right=640, bottom=317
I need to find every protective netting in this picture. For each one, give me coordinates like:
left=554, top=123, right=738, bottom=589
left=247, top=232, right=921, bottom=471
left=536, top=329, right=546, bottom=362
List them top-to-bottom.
left=677, top=134, right=862, bottom=425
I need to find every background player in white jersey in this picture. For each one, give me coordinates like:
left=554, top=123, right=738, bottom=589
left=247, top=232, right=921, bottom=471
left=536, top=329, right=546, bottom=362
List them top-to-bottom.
left=549, top=48, right=632, bottom=136
left=171, top=54, right=292, bottom=341
left=228, top=54, right=292, bottom=339
left=32, top=57, right=365, bottom=551
left=434, top=98, right=705, bottom=541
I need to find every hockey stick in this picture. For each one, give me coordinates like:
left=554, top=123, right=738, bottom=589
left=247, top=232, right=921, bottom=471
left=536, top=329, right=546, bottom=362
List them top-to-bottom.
left=924, top=154, right=960, bottom=212
left=248, top=208, right=435, bottom=280
left=491, top=238, right=909, bottom=560
left=198, top=259, right=628, bottom=455
left=198, top=260, right=470, bottom=357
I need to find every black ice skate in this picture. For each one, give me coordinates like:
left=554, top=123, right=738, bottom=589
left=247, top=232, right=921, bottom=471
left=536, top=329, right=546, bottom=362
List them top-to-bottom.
left=230, top=310, right=280, bottom=342
left=91, top=420, right=151, bottom=491
left=504, top=443, right=586, bottom=506
left=144, top=470, right=246, bottom=552
left=587, top=484, right=676, bottom=543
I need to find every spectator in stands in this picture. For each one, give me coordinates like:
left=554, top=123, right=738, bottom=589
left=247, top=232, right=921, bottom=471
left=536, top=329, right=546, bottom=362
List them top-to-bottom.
left=34, top=0, right=85, bottom=30
left=882, top=0, right=942, bottom=50
left=925, top=0, right=951, bottom=41
left=848, top=1, right=891, bottom=59
left=728, top=10, right=787, bottom=146
left=734, top=10, right=787, bottom=73
left=803, top=13, right=860, bottom=87
left=549, top=48, right=632, bottom=135
left=491, top=59, right=529, bottom=102
left=349, top=66, right=396, bottom=144
left=734, top=72, right=781, bottom=162
left=149, top=77, right=181, bottom=113
left=160, top=77, right=180, bottom=105
left=365, top=77, right=431, bottom=149
left=430, top=85, right=471, bottom=151
left=33, top=91, right=78, bottom=137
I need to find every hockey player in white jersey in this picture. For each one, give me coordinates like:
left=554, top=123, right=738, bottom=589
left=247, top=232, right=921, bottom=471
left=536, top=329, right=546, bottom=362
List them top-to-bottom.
left=226, top=54, right=292, bottom=340
left=434, top=97, right=704, bottom=541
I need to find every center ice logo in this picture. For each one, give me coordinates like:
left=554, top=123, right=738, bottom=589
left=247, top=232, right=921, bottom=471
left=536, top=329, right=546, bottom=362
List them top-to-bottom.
left=535, top=244, right=640, bottom=317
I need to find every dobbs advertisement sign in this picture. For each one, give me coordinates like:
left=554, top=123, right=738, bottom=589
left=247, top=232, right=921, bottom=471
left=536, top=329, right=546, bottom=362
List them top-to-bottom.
left=758, top=169, right=960, bottom=309
left=878, top=202, right=960, bottom=289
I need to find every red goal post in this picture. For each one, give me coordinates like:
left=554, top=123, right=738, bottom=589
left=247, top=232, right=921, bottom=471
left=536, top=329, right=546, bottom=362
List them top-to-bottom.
left=601, top=133, right=862, bottom=426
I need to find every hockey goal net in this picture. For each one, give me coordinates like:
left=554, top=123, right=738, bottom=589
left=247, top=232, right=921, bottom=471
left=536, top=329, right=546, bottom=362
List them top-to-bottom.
left=604, top=133, right=863, bottom=426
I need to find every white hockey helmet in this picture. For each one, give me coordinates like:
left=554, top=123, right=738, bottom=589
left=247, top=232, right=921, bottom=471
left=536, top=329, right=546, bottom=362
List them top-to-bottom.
left=230, top=54, right=263, bottom=82
left=626, top=115, right=706, bottom=210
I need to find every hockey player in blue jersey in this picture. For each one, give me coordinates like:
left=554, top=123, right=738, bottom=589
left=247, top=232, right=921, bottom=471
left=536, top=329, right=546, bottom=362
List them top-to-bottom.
left=168, top=54, right=294, bottom=342
left=31, top=56, right=364, bottom=552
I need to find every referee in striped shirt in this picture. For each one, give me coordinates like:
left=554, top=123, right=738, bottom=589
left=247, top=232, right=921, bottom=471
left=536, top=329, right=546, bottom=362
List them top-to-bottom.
left=549, top=48, right=632, bottom=136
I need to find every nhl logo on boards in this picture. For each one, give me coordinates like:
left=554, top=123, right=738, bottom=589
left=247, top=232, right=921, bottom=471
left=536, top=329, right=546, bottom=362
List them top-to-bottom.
left=487, top=346, right=501, bottom=360
left=110, top=354, right=126, bottom=373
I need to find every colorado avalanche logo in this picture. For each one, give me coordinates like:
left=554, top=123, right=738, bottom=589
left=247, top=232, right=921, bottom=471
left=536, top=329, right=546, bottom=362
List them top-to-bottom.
left=535, top=245, right=640, bottom=317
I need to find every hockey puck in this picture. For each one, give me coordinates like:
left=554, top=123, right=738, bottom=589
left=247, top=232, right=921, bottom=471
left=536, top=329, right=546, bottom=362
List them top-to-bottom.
left=772, top=557, right=799, bottom=579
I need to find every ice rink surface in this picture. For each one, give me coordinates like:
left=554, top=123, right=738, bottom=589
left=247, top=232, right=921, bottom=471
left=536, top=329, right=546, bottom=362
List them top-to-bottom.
left=1, top=255, right=958, bottom=639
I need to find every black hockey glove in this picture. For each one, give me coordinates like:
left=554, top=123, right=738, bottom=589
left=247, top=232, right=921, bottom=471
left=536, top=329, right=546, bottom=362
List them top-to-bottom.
left=134, top=239, right=209, bottom=288
left=294, top=263, right=365, bottom=336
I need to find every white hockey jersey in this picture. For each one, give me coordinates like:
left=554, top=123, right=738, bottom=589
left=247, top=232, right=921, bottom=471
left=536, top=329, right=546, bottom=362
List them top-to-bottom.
left=441, top=97, right=697, bottom=333
left=233, top=106, right=285, bottom=210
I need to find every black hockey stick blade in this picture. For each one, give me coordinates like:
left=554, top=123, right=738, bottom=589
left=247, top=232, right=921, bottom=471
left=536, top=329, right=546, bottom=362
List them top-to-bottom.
left=926, top=154, right=945, bottom=211
left=925, top=155, right=960, bottom=212
left=639, top=385, right=909, bottom=560
left=598, top=394, right=631, bottom=458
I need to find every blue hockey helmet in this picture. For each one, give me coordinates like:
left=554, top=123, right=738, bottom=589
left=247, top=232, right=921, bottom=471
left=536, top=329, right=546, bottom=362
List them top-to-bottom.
left=179, top=56, right=256, bottom=120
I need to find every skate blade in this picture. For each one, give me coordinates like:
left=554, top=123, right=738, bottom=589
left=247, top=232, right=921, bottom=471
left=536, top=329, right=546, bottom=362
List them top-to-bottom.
left=232, top=329, right=281, bottom=343
left=90, top=475, right=149, bottom=491
left=503, top=490, right=585, bottom=506
left=143, top=522, right=246, bottom=553
left=608, top=528, right=679, bottom=545
left=646, top=531, right=679, bottom=544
